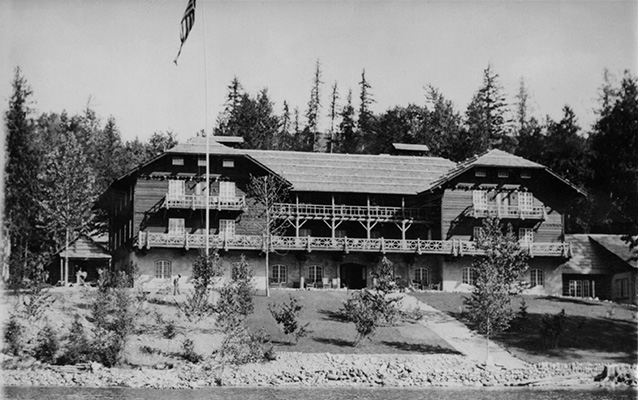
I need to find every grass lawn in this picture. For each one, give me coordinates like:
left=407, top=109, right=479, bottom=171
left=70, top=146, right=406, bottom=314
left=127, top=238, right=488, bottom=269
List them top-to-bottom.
left=246, top=289, right=460, bottom=355
left=410, top=291, right=638, bottom=364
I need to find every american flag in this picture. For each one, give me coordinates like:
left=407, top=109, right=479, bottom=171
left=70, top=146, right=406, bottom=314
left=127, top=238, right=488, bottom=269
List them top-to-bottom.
left=174, top=0, right=196, bottom=65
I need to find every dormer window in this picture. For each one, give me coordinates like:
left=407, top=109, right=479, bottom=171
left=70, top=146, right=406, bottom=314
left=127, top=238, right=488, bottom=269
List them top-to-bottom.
left=172, top=157, right=184, bottom=166
left=222, top=159, right=235, bottom=168
left=475, top=169, right=487, bottom=178
left=498, top=170, right=509, bottom=178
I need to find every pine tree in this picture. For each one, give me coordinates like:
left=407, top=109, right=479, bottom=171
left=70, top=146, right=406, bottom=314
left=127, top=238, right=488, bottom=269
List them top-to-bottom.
left=305, top=59, right=323, bottom=151
left=464, top=64, right=514, bottom=157
left=4, top=67, right=45, bottom=287
left=358, top=69, right=376, bottom=152
left=327, top=81, right=340, bottom=153
left=422, top=85, right=465, bottom=159
left=335, top=90, right=358, bottom=153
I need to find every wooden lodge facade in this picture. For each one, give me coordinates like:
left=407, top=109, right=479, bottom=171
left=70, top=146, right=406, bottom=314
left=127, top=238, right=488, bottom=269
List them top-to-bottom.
left=96, top=137, right=586, bottom=295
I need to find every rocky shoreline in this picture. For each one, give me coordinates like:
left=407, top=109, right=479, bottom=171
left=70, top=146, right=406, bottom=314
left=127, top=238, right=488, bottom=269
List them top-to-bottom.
left=2, top=353, right=636, bottom=390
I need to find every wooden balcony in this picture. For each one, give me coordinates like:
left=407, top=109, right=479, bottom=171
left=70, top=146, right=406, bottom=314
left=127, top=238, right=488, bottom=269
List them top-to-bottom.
left=163, top=194, right=246, bottom=211
left=272, top=203, right=434, bottom=222
left=471, top=204, right=546, bottom=220
left=136, top=232, right=570, bottom=257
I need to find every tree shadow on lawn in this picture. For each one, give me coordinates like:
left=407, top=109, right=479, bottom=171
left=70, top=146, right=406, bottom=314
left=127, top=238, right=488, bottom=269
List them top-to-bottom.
left=534, top=296, right=601, bottom=306
left=317, top=309, right=350, bottom=323
left=497, top=313, right=638, bottom=364
left=313, top=337, right=354, bottom=347
left=381, top=341, right=462, bottom=355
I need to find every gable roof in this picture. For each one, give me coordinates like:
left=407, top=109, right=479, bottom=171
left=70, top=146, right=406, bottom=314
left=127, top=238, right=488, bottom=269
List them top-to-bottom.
left=244, top=149, right=455, bottom=194
left=423, top=149, right=586, bottom=195
left=57, top=234, right=111, bottom=259
left=588, top=234, right=637, bottom=268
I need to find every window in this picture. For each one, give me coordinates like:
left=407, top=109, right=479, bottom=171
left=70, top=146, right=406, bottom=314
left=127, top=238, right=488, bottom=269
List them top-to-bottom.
left=172, top=157, right=184, bottom=166
left=198, top=158, right=207, bottom=167
left=222, top=159, right=235, bottom=168
left=475, top=169, right=487, bottom=177
left=498, top=170, right=509, bottom=178
left=521, top=170, right=532, bottom=179
left=168, top=180, right=185, bottom=200
left=219, top=181, right=236, bottom=200
left=194, top=182, right=207, bottom=196
left=473, top=190, right=488, bottom=210
left=519, top=192, right=534, bottom=212
left=168, top=218, right=185, bottom=235
left=219, top=219, right=235, bottom=238
left=299, top=228, right=312, bottom=237
left=519, top=228, right=534, bottom=245
left=370, top=231, right=381, bottom=239
left=155, top=260, right=172, bottom=279
left=271, top=265, right=287, bottom=284
left=308, top=265, right=323, bottom=284
left=462, top=267, right=477, bottom=286
left=414, top=268, right=429, bottom=286
left=530, top=269, right=544, bottom=287
left=617, top=278, right=629, bottom=297
left=569, top=280, right=594, bottom=298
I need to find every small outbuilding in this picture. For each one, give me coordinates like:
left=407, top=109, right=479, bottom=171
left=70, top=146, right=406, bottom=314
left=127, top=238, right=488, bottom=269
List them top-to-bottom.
left=49, top=234, right=111, bottom=286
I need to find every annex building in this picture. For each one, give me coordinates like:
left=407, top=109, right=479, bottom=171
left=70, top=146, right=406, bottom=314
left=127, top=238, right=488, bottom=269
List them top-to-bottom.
left=97, top=136, right=597, bottom=299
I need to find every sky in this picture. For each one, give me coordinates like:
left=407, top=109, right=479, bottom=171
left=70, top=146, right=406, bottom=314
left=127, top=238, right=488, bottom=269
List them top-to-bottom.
left=2, top=0, right=636, bottom=143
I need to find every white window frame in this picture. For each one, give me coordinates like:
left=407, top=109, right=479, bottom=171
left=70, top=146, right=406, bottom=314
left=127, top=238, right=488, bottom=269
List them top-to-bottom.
left=172, top=157, right=184, bottom=166
left=198, top=158, right=207, bottom=167
left=222, top=159, right=235, bottom=168
left=475, top=169, right=487, bottom=177
left=498, top=170, right=509, bottom=178
left=168, top=180, right=185, bottom=200
left=194, top=181, right=206, bottom=196
left=219, top=181, right=236, bottom=200
left=473, top=190, right=488, bottom=210
left=519, top=192, right=534, bottom=212
left=168, top=218, right=185, bottom=235
left=219, top=219, right=235, bottom=239
left=473, top=226, right=484, bottom=241
left=299, top=228, right=312, bottom=237
left=519, top=228, right=534, bottom=245
left=335, top=229, right=347, bottom=238
left=154, top=260, right=172, bottom=279
left=271, top=264, right=287, bottom=284
left=308, top=265, right=323, bottom=284
left=462, top=267, right=477, bottom=286
left=414, top=268, right=429, bottom=286
left=530, top=268, right=544, bottom=287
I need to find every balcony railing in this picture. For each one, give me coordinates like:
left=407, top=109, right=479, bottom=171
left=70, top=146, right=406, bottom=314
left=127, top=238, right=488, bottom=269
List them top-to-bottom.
left=164, top=194, right=246, bottom=210
left=272, top=203, right=434, bottom=222
left=472, top=204, right=546, bottom=220
left=137, top=232, right=570, bottom=257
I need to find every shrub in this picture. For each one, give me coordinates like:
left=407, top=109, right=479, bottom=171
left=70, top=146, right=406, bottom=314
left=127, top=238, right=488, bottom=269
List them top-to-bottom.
left=183, top=252, right=223, bottom=322
left=215, top=255, right=255, bottom=331
left=88, top=269, right=137, bottom=367
left=342, top=290, right=399, bottom=346
left=268, top=295, right=309, bottom=344
left=540, top=309, right=566, bottom=349
left=4, top=315, right=23, bottom=357
left=58, top=315, right=91, bottom=365
left=162, top=320, right=178, bottom=339
left=34, top=323, right=59, bottom=364
left=216, top=324, right=273, bottom=365
left=182, top=338, right=202, bottom=363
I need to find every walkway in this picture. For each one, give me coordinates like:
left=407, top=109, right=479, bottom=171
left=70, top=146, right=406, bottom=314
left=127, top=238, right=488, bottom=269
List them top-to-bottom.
left=395, top=293, right=528, bottom=369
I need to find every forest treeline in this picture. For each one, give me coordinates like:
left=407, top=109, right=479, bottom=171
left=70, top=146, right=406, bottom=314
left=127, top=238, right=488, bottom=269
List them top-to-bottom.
left=3, top=63, right=637, bottom=287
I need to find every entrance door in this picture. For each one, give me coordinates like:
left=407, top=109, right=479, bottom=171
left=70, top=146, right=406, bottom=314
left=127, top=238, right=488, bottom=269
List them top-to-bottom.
left=340, top=263, right=367, bottom=289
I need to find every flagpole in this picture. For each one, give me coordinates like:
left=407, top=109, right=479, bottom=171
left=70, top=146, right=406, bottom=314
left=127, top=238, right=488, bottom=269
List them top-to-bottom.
left=202, top=0, right=210, bottom=256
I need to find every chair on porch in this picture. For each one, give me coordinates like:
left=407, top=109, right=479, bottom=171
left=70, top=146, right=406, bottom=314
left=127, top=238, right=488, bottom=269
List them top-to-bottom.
left=321, top=277, right=331, bottom=289
left=412, top=280, right=425, bottom=290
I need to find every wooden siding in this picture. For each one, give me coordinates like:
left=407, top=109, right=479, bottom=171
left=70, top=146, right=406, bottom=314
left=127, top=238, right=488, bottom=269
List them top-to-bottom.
left=441, top=188, right=563, bottom=242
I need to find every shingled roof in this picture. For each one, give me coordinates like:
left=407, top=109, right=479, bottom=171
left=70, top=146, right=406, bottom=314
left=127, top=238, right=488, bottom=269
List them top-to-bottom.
left=245, top=149, right=455, bottom=194
left=423, top=149, right=586, bottom=195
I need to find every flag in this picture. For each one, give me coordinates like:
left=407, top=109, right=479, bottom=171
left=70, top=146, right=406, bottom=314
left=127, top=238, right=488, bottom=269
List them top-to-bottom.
left=174, top=0, right=196, bottom=65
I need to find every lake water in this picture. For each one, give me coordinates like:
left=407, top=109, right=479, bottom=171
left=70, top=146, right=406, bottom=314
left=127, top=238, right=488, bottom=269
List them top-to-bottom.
left=3, top=386, right=637, bottom=400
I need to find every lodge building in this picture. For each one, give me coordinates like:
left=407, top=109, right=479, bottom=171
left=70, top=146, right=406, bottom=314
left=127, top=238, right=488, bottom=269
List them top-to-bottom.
left=97, top=136, right=589, bottom=297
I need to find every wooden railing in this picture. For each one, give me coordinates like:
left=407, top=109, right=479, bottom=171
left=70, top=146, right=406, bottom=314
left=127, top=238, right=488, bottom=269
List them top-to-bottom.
left=164, top=194, right=246, bottom=210
left=272, top=203, right=434, bottom=222
left=472, top=204, right=546, bottom=220
left=137, top=232, right=570, bottom=257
